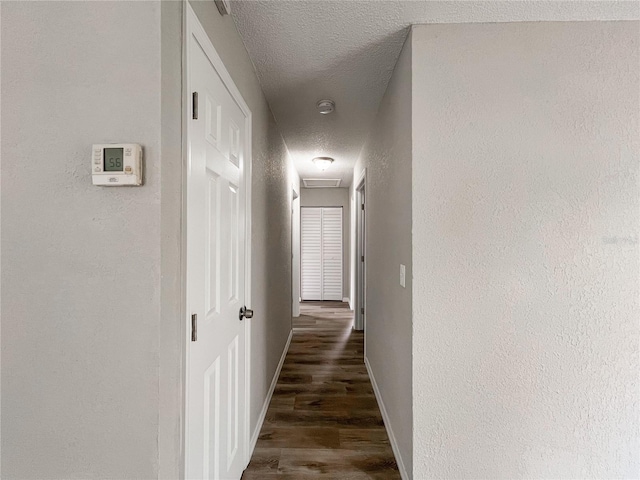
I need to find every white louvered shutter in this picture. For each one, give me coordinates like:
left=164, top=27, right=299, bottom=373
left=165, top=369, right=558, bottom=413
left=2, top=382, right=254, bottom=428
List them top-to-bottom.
left=300, top=207, right=343, bottom=301
left=301, top=208, right=322, bottom=300
left=321, top=208, right=343, bottom=301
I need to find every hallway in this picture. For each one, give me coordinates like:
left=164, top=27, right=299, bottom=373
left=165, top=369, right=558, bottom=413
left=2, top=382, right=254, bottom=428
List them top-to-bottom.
left=242, top=302, right=401, bottom=479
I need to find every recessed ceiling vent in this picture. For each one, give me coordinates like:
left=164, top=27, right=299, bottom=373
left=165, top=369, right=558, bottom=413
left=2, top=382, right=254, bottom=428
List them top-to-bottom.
left=303, top=178, right=342, bottom=188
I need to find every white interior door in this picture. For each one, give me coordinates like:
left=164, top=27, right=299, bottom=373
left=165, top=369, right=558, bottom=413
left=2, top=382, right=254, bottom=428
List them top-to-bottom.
left=186, top=12, right=249, bottom=479
left=301, top=207, right=342, bottom=301
left=301, top=208, right=322, bottom=300
left=321, top=208, right=342, bottom=301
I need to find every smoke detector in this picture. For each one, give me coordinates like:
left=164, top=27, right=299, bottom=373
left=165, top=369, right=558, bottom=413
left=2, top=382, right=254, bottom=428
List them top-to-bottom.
left=317, top=100, right=335, bottom=115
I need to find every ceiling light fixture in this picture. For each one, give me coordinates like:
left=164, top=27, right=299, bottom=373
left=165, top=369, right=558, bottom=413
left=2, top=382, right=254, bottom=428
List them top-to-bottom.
left=316, top=100, right=335, bottom=115
left=312, top=157, right=334, bottom=171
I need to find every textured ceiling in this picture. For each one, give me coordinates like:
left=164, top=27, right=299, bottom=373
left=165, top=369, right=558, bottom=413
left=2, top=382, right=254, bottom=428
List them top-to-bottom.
left=231, top=1, right=639, bottom=186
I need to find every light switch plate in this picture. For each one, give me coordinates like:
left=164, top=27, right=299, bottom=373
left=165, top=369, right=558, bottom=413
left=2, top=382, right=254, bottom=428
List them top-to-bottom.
left=400, top=264, right=406, bottom=288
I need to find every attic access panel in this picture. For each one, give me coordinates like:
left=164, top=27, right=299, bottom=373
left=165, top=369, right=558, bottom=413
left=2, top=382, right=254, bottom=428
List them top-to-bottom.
left=303, top=178, right=342, bottom=188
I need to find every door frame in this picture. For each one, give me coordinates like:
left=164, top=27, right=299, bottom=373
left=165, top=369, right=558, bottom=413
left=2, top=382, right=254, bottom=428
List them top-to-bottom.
left=183, top=4, right=253, bottom=475
left=354, top=169, right=366, bottom=335
left=291, top=187, right=300, bottom=318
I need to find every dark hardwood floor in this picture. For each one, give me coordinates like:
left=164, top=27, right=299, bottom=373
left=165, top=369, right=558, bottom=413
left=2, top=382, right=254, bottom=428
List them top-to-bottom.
left=242, top=301, right=401, bottom=479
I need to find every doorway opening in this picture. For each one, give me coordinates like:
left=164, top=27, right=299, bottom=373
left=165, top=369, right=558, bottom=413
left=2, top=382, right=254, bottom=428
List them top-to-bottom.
left=354, top=171, right=366, bottom=332
left=292, top=187, right=300, bottom=320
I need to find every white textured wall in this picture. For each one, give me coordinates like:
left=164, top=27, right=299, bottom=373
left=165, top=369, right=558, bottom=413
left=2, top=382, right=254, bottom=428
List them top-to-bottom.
left=189, top=0, right=296, bottom=441
left=1, top=1, right=295, bottom=477
left=1, top=2, right=162, bottom=477
left=412, top=21, right=640, bottom=479
left=352, top=33, right=413, bottom=477
left=300, top=187, right=351, bottom=300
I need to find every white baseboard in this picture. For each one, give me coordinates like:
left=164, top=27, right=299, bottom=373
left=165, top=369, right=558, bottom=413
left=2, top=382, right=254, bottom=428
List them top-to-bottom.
left=249, top=329, right=293, bottom=455
left=365, top=356, right=409, bottom=480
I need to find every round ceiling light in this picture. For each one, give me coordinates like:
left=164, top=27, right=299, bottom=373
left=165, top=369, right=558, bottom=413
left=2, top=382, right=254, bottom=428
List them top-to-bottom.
left=316, top=100, right=335, bottom=115
left=312, top=157, right=334, bottom=171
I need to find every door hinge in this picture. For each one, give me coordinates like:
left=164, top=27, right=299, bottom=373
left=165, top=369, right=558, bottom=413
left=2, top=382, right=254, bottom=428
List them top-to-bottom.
left=192, top=92, right=198, bottom=120
left=361, top=204, right=365, bottom=211
left=361, top=255, right=365, bottom=262
left=360, top=307, right=365, bottom=315
left=191, top=313, right=197, bottom=341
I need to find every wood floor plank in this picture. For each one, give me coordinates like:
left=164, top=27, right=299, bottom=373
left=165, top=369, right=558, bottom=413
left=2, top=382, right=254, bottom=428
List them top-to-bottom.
left=242, top=302, right=400, bottom=479
left=280, top=364, right=368, bottom=375
left=312, top=372, right=372, bottom=383
left=277, top=373, right=313, bottom=384
left=274, top=383, right=348, bottom=395
left=268, top=393, right=296, bottom=410
left=294, top=394, right=380, bottom=412
left=264, top=408, right=384, bottom=429
left=256, top=426, right=341, bottom=449
left=339, top=428, right=394, bottom=451
left=242, top=448, right=281, bottom=474
left=277, top=448, right=400, bottom=479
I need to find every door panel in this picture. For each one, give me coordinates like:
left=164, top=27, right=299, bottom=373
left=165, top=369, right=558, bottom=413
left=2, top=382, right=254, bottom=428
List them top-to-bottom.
left=187, top=30, right=247, bottom=480
left=300, top=207, right=343, bottom=301
left=301, top=208, right=322, bottom=300
left=321, top=208, right=343, bottom=301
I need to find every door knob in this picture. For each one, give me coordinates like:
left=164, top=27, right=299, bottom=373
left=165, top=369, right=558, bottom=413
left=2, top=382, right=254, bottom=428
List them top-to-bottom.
left=239, top=306, right=253, bottom=321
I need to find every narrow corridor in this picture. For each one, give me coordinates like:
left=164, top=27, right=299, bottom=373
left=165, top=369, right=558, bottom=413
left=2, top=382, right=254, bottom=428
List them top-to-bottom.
left=242, top=302, right=400, bottom=479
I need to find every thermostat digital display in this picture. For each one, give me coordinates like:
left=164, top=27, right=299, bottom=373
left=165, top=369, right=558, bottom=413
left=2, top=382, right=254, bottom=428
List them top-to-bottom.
left=92, top=144, right=142, bottom=186
left=103, top=148, right=124, bottom=172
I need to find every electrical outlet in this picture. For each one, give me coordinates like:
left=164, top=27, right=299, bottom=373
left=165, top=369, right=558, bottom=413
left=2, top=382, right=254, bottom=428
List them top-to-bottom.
left=400, top=264, right=406, bottom=288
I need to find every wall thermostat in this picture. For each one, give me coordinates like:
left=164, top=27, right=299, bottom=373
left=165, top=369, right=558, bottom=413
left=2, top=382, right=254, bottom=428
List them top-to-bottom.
left=92, top=143, right=143, bottom=186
